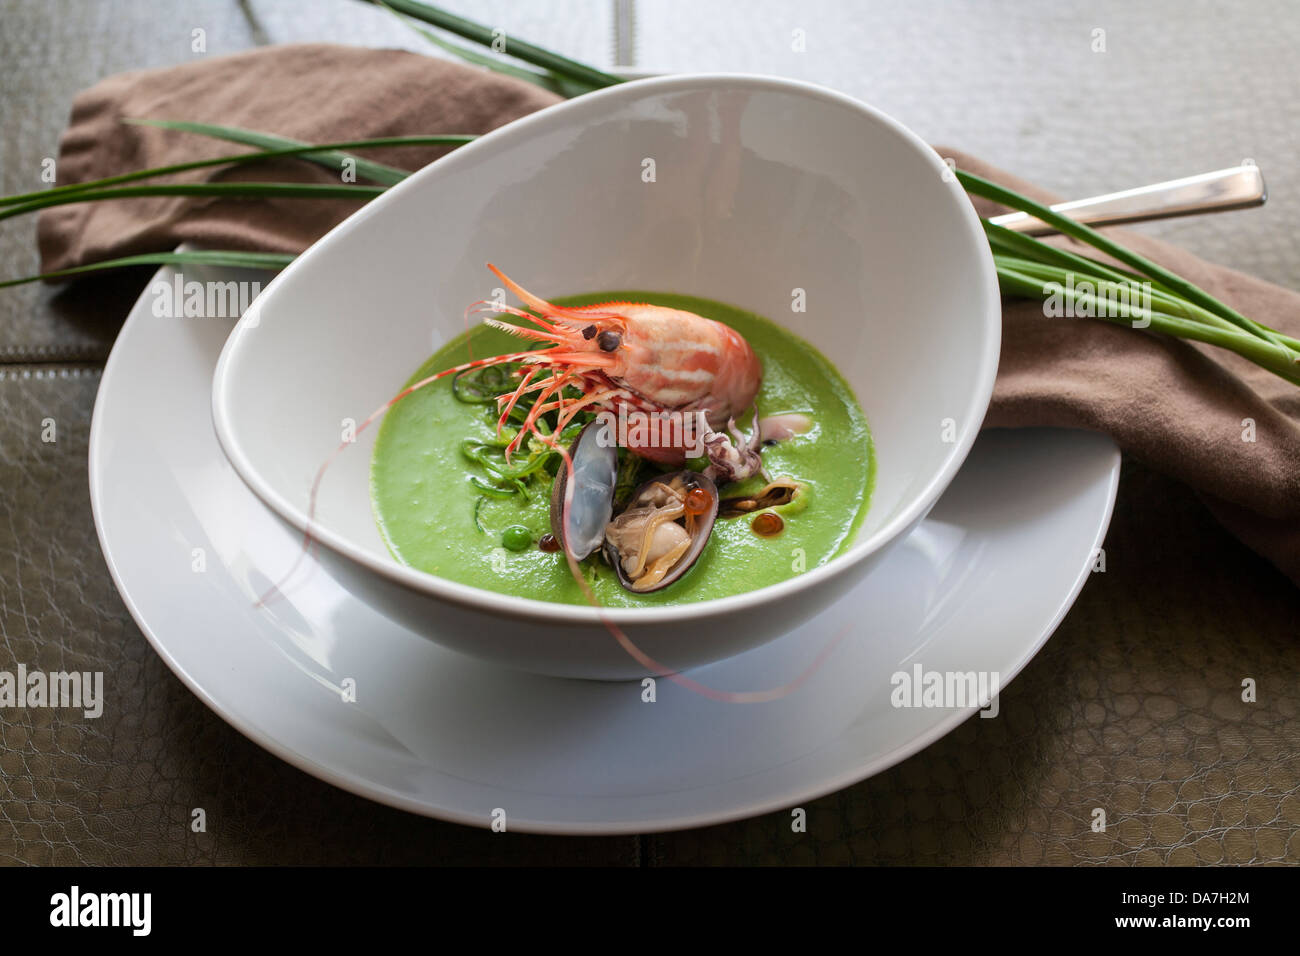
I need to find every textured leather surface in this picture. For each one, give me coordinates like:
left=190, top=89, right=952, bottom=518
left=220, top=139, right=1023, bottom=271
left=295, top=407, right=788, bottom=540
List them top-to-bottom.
left=1, top=0, right=1298, bottom=865
left=0, top=367, right=638, bottom=864
left=651, top=460, right=1300, bottom=865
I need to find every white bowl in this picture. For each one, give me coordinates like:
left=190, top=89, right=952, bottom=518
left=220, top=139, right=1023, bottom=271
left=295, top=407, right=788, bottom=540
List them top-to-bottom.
left=212, top=74, right=1000, bottom=680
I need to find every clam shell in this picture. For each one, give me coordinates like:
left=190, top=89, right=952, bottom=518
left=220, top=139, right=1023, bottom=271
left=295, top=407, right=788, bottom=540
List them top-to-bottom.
left=604, top=471, right=718, bottom=593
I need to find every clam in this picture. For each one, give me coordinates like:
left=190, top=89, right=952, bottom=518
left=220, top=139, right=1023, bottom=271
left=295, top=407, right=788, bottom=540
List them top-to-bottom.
left=548, top=420, right=618, bottom=560
left=550, top=421, right=719, bottom=592
left=603, top=472, right=718, bottom=593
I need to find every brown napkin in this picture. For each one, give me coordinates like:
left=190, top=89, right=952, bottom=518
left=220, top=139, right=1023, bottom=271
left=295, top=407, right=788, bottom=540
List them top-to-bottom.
left=38, top=44, right=1300, bottom=586
left=39, top=44, right=561, bottom=269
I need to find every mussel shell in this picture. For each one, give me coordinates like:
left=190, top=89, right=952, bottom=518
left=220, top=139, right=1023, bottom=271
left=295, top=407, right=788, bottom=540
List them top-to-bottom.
left=549, top=419, right=618, bottom=561
left=604, top=471, right=718, bottom=593
left=718, top=479, right=801, bottom=518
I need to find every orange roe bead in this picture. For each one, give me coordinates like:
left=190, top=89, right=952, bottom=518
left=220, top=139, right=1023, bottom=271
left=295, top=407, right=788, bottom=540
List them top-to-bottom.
left=684, top=487, right=712, bottom=515
left=751, top=512, right=784, bottom=537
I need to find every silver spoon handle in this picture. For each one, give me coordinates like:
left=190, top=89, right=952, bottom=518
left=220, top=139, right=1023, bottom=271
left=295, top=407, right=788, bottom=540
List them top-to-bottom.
left=988, top=165, right=1267, bottom=236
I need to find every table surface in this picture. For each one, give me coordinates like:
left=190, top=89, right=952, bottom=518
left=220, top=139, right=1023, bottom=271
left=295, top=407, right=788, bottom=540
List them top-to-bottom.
left=1, top=0, right=1297, bottom=866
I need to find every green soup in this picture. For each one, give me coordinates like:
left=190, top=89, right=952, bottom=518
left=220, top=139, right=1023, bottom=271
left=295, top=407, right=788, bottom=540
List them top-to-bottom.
left=370, top=292, right=874, bottom=607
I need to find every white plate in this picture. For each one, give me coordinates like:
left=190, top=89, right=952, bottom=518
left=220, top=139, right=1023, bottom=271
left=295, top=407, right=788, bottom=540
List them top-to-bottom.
left=90, top=260, right=1119, bottom=834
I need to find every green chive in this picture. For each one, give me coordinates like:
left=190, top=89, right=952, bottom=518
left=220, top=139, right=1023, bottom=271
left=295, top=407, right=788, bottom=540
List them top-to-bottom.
left=373, top=0, right=623, bottom=90
left=378, top=0, right=600, bottom=97
left=125, top=119, right=419, bottom=187
left=0, top=134, right=473, bottom=208
left=959, top=168, right=1292, bottom=353
left=0, top=181, right=386, bottom=226
left=0, top=249, right=294, bottom=289
left=995, top=260, right=1300, bottom=384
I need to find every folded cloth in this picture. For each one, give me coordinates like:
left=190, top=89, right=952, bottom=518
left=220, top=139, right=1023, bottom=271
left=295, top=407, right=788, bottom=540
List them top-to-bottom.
left=38, top=43, right=563, bottom=268
left=37, top=44, right=1300, bottom=585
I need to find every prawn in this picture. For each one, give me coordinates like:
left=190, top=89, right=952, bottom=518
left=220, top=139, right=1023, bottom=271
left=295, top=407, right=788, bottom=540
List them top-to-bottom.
left=443, top=264, right=765, bottom=482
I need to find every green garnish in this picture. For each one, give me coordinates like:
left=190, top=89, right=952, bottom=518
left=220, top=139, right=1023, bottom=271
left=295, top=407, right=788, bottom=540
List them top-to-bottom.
left=501, top=526, right=532, bottom=552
